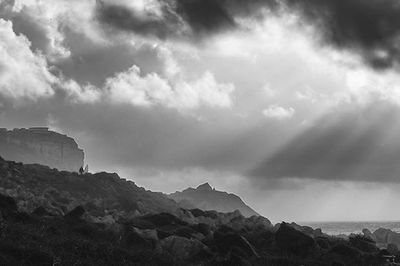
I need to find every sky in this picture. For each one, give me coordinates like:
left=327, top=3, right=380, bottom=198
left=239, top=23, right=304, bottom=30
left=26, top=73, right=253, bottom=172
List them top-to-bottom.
left=2, top=0, right=400, bottom=222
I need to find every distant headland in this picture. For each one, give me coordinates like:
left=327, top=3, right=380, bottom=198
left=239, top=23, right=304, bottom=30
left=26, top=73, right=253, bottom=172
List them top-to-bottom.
left=0, top=127, right=84, bottom=172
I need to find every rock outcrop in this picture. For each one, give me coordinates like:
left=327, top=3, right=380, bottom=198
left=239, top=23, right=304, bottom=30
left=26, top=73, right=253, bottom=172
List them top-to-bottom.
left=0, top=127, right=84, bottom=172
left=169, top=183, right=259, bottom=217
left=363, top=227, right=400, bottom=250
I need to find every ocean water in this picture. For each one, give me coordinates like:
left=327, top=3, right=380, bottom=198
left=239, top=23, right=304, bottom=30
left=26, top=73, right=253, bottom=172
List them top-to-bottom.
left=302, top=221, right=400, bottom=236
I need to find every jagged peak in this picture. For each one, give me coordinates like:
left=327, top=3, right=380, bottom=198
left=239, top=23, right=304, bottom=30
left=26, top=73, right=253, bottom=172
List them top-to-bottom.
left=196, top=182, right=213, bottom=191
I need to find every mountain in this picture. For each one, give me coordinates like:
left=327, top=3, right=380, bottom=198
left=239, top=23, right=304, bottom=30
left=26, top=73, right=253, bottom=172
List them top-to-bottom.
left=0, top=127, right=84, bottom=172
left=169, top=183, right=259, bottom=217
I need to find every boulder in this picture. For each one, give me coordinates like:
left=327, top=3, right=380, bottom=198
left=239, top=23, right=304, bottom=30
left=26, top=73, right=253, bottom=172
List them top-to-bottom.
left=0, top=194, right=17, bottom=217
left=64, top=206, right=85, bottom=219
left=31, top=207, right=54, bottom=217
left=189, top=209, right=218, bottom=219
left=275, top=222, right=316, bottom=256
left=289, top=222, right=323, bottom=238
left=194, top=223, right=213, bottom=238
left=173, top=226, right=204, bottom=240
left=132, top=227, right=158, bottom=242
left=362, top=228, right=376, bottom=242
left=373, top=228, right=400, bottom=249
left=373, top=228, right=390, bottom=243
left=214, top=231, right=259, bottom=258
left=349, top=234, right=379, bottom=253
left=160, top=236, right=207, bottom=261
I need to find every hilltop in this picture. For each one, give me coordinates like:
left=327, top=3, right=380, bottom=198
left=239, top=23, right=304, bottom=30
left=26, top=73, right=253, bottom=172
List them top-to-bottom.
left=0, top=156, right=179, bottom=218
left=169, top=183, right=259, bottom=217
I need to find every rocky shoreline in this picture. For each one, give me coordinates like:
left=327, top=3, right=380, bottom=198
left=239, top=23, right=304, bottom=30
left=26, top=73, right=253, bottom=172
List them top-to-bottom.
left=0, top=156, right=398, bottom=265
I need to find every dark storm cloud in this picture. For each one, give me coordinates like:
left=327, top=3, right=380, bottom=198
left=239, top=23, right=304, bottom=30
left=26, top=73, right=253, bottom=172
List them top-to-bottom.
left=96, top=0, right=277, bottom=39
left=98, top=0, right=400, bottom=69
left=174, top=0, right=236, bottom=34
left=284, top=0, right=400, bottom=69
left=97, top=1, right=182, bottom=39
left=250, top=103, right=400, bottom=182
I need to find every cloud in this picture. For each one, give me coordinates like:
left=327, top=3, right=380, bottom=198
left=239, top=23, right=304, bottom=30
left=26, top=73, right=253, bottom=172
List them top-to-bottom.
left=1, top=0, right=106, bottom=61
left=96, top=0, right=400, bottom=71
left=96, top=0, right=277, bottom=40
left=97, top=0, right=183, bottom=40
left=282, top=0, right=400, bottom=70
left=0, top=18, right=106, bottom=105
left=0, top=19, right=56, bottom=100
left=105, top=65, right=234, bottom=109
left=61, top=79, right=102, bottom=104
left=262, top=105, right=295, bottom=120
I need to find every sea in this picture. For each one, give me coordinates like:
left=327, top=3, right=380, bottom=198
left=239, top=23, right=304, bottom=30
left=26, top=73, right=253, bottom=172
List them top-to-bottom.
left=302, top=221, right=400, bottom=236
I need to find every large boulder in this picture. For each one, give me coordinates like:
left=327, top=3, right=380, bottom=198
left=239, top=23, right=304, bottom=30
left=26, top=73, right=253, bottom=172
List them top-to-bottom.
left=0, top=194, right=17, bottom=217
left=64, top=206, right=85, bottom=220
left=31, top=207, right=54, bottom=217
left=275, top=222, right=316, bottom=256
left=289, top=222, right=323, bottom=238
left=132, top=227, right=158, bottom=242
left=362, top=228, right=377, bottom=242
left=373, top=228, right=400, bottom=249
left=373, top=228, right=390, bottom=243
left=214, top=230, right=259, bottom=258
left=349, top=234, right=379, bottom=253
left=160, top=236, right=207, bottom=261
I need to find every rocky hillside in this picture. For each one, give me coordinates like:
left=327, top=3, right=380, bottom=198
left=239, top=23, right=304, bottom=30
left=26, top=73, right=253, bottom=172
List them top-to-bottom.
left=0, top=128, right=84, bottom=172
left=0, top=156, right=179, bottom=219
left=0, top=157, right=396, bottom=265
left=169, top=183, right=259, bottom=217
left=0, top=192, right=391, bottom=266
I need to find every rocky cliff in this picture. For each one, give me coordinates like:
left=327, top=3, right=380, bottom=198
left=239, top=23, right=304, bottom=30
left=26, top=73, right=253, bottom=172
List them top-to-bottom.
left=0, top=127, right=84, bottom=172
left=169, top=183, right=259, bottom=217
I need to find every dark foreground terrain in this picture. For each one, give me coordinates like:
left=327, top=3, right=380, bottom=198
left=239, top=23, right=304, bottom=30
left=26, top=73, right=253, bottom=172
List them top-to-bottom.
left=0, top=156, right=397, bottom=265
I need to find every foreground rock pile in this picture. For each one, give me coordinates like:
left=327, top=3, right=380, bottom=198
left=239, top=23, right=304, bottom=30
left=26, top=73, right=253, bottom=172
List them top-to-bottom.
left=0, top=156, right=397, bottom=265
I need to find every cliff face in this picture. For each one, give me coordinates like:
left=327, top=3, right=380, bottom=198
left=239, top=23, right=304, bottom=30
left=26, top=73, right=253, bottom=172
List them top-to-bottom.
left=0, top=128, right=84, bottom=172
left=169, top=183, right=259, bottom=217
